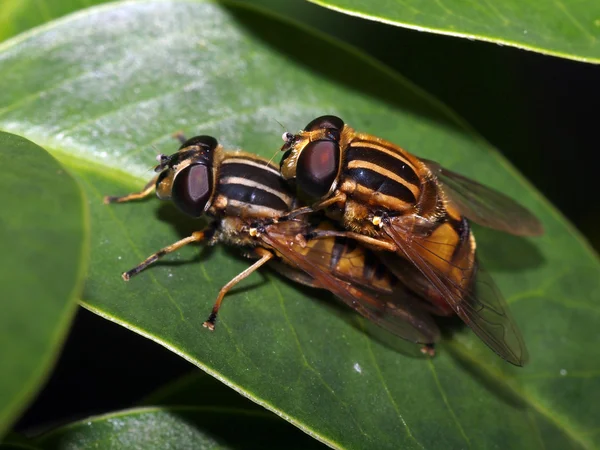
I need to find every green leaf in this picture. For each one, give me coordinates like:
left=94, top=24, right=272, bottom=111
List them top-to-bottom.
left=0, top=0, right=111, bottom=42
left=308, top=0, right=600, bottom=63
left=0, top=1, right=598, bottom=448
left=0, top=133, right=87, bottom=437
left=141, top=371, right=267, bottom=410
left=138, top=372, right=323, bottom=448
left=33, top=406, right=322, bottom=450
left=1, top=431, right=41, bottom=450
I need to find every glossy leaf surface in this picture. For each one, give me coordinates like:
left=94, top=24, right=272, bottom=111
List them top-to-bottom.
left=0, top=0, right=109, bottom=41
left=308, top=0, right=600, bottom=63
left=0, top=2, right=598, bottom=448
left=0, top=132, right=86, bottom=437
left=34, top=406, right=321, bottom=450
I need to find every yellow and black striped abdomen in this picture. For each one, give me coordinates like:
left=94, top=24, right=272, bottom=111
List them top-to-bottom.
left=342, top=138, right=421, bottom=212
left=218, top=155, right=294, bottom=219
left=416, top=216, right=476, bottom=301
left=303, top=224, right=397, bottom=294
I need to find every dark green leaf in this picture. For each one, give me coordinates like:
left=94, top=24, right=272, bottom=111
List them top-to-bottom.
left=308, top=0, right=600, bottom=63
left=0, top=1, right=598, bottom=448
left=0, top=133, right=87, bottom=437
left=138, top=371, right=324, bottom=448
left=141, top=371, right=265, bottom=410
left=34, top=406, right=322, bottom=450
left=0, top=431, right=41, bottom=450
left=0, top=444, right=41, bottom=450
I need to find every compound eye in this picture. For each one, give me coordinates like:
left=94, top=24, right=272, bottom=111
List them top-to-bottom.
left=304, top=115, right=344, bottom=132
left=178, top=135, right=218, bottom=151
left=296, top=139, right=340, bottom=200
left=172, top=163, right=212, bottom=217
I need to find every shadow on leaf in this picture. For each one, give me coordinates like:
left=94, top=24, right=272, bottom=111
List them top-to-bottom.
left=221, top=3, right=465, bottom=136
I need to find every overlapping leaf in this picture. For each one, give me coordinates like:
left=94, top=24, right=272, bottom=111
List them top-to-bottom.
left=308, top=0, right=600, bottom=63
left=0, top=1, right=598, bottom=448
left=0, top=133, right=87, bottom=437
left=34, top=406, right=321, bottom=450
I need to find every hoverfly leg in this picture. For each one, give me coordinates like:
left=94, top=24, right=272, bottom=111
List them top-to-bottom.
left=103, top=175, right=158, bottom=204
left=313, top=192, right=347, bottom=210
left=282, top=193, right=348, bottom=221
left=285, top=206, right=315, bottom=220
left=122, top=229, right=209, bottom=281
left=306, top=229, right=398, bottom=253
left=202, top=248, right=274, bottom=331
left=420, top=343, right=436, bottom=357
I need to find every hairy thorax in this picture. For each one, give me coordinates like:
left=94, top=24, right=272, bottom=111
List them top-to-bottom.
left=212, top=216, right=257, bottom=248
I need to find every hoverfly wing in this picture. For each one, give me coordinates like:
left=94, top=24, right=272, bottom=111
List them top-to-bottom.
left=423, top=159, right=543, bottom=237
left=260, top=221, right=440, bottom=344
left=383, top=224, right=528, bottom=366
left=267, top=260, right=319, bottom=289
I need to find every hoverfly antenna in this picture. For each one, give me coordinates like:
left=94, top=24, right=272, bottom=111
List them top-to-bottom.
left=273, top=118, right=287, bottom=130
left=265, top=146, right=280, bottom=167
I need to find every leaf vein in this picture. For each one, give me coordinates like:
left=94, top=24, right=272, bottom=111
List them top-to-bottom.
left=272, top=282, right=370, bottom=441
left=363, top=322, right=425, bottom=449
left=427, top=359, right=471, bottom=447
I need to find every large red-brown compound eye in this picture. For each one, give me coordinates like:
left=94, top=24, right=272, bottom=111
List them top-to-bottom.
left=304, top=115, right=344, bottom=132
left=296, top=139, right=340, bottom=199
left=172, top=163, right=212, bottom=217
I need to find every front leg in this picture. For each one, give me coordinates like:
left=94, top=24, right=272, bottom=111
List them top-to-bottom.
left=104, top=175, right=158, bottom=204
left=275, top=192, right=348, bottom=223
left=122, top=227, right=213, bottom=280
left=202, top=247, right=274, bottom=330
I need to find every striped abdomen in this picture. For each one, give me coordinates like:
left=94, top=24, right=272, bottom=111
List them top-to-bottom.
left=342, top=136, right=424, bottom=213
left=217, top=154, right=294, bottom=219
left=385, top=214, right=476, bottom=316
left=302, top=223, right=397, bottom=294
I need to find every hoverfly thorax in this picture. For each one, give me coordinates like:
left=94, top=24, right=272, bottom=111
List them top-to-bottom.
left=280, top=115, right=351, bottom=203
left=153, top=135, right=220, bottom=218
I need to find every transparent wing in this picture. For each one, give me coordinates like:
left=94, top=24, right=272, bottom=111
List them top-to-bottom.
left=423, top=159, right=543, bottom=237
left=261, top=220, right=440, bottom=344
left=383, top=221, right=528, bottom=365
left=267, top=260, right=319, bottom=289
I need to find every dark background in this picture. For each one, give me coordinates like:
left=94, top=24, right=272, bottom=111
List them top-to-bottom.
left=15, top=1, right=600, bottom=435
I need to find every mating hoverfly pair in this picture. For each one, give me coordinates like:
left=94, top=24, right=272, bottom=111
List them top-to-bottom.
left=105, top=116, right=543, bottom=366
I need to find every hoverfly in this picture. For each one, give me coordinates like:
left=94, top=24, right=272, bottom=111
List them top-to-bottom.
left=279, top=115, right=544, bottom=366
left=104, top=135, right=439, bottom=345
